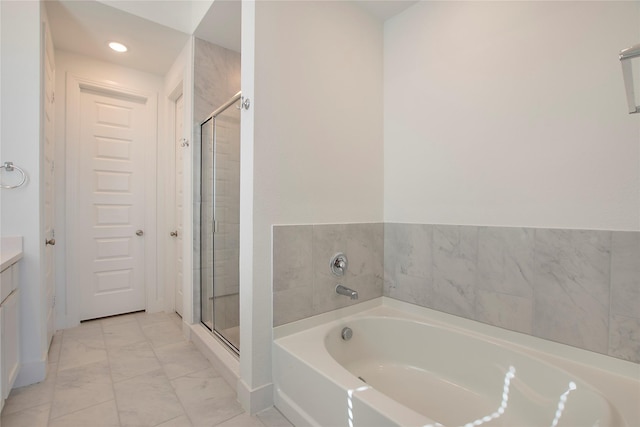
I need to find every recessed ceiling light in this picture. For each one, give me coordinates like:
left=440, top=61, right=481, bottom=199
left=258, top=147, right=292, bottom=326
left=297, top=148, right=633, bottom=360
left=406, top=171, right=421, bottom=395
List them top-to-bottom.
left=108, top=42, right=128, bottom=53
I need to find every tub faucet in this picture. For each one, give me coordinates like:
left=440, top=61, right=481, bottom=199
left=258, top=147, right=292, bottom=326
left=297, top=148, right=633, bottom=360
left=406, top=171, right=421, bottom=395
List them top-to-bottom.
left=335, top=284, right=358, bottom=300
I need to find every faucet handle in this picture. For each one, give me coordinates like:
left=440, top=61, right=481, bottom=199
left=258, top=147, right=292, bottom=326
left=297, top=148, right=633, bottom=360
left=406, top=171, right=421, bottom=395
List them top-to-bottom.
left=330, top=253, right=348, bottom=276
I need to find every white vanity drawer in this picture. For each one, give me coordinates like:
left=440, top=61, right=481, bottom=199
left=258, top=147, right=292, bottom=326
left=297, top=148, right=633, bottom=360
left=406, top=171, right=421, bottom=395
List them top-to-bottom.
left=0, top=265, right=18, bottom=304
left=2, top=289, right=19, bottom=399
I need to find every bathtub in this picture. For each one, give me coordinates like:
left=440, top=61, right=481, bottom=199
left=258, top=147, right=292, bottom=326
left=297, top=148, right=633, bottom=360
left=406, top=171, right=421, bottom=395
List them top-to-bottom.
left=273, top=297, right=640, bottom=427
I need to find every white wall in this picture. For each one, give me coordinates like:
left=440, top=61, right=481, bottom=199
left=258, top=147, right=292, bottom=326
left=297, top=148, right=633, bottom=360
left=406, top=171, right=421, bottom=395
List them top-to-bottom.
left=0, top=0, right=47, bottom=386
left=240, top=0, right=384, bottom=411
left=384, top=1, right=640, bottom=231
left=54, top=51, right=165, bottom=327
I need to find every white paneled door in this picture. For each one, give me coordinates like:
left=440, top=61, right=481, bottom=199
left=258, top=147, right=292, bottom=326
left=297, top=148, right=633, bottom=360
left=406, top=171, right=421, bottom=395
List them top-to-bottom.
left=77, top=89, right=148, bottom=321
left=174, top=94, right=184, bottom=316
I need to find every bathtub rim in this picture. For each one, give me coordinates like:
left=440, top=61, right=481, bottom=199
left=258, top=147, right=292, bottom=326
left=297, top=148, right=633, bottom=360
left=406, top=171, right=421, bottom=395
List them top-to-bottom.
left=274, top=296, right=639, bottom=382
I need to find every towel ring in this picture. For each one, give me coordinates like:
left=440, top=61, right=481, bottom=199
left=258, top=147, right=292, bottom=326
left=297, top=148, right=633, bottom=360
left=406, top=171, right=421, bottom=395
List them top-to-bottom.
left=0, top=162, right=27, bottom=189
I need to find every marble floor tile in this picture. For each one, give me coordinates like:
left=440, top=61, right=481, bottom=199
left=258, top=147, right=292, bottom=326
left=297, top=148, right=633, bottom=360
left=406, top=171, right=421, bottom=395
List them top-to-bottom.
left=2, top=311, right=277, bottom=427
left=135, top=311, right=176, bottom=328
left=103, top=321, right=147, bottom=349
left=141, top=321, right=187, bottom=349
left=58, top=328, right=108, bottom=371
left=108, top=341, right=162, bottom=383
left=154, top=341, right=212, bottom=379
left=50, top=360, right=114, bottom=419
left=2, top=367, right=57, bottom=415
left=171, top=368, right=242, bottom=427
left=171, top=368, right=231, bottom=403
left=114, top=369, right=185, bottom=427
left=183, top=395, right=243, bottom=427
left=48, top=400, right=120, bottom=427
left=0, top=402, right=51, bottom=427
left=256, top=407, right=293, bottom=427
left=215, top=413, right=265, bottom=427
left=155, top=415, right=194, bottom=427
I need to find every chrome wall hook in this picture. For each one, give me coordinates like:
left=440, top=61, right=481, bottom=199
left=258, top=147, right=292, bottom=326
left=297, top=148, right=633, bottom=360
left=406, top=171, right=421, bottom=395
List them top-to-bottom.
left=237, top=96, right=250, bottom=111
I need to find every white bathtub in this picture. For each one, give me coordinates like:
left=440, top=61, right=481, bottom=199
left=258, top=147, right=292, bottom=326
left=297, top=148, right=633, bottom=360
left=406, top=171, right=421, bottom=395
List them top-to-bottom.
left=273, top=297, right=640, bottom=427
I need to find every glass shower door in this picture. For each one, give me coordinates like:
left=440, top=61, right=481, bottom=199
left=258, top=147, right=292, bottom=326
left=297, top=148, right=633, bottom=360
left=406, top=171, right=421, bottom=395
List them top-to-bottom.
left=200, top=93, right=241, bottom=354
left=200, top=117, right=215, bottom=332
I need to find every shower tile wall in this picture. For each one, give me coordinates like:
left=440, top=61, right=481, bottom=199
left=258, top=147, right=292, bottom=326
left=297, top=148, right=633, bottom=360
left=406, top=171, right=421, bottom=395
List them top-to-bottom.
left=193, top=38, right=241, bottom=327
left=194, top=39, right=241, bottom=124
left=211, top=110, right=241, bottom=332
left=272, top=223, right=384, bottom=326
left=384, top=224, right=640, bottom=364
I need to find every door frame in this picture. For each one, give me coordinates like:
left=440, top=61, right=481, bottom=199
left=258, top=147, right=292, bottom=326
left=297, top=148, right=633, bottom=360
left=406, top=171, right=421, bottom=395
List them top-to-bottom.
left=43, top=17, right=56, bottom=345
left=65, top=73, right=158, bottom=327
left=164, top=81, right=184, bottom=315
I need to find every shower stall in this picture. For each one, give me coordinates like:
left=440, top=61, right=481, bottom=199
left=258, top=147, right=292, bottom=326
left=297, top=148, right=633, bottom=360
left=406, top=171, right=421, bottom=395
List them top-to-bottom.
left=200, top=92, right=241, bottom=354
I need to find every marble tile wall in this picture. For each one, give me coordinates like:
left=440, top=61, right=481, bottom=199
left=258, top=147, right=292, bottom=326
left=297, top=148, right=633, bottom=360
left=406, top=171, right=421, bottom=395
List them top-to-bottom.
left=194, top=38, right=241, bottom=124
left=272, top=222, right=639, bottom=362
left=272, top=223, right=384, bottom=326
left=384, top=223, right=640, bottom=363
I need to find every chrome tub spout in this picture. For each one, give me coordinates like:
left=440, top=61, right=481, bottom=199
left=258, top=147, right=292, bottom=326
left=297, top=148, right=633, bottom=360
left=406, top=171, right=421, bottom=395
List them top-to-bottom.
left=335, top=284, right=358, bottom=300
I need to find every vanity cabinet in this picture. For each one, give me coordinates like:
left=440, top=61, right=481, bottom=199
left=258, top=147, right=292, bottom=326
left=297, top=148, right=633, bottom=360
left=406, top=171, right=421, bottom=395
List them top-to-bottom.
left=0, top=261, right=20, bottom=411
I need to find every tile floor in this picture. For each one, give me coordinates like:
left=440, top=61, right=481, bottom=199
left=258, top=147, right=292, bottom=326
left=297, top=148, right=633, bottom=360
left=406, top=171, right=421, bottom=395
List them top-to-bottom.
left=1, top=311, right=293, bottom=427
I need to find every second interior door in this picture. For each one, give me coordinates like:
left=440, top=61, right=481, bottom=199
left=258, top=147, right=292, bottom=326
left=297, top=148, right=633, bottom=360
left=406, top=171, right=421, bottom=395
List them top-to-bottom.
left=77, top=88, right=148, bottom=321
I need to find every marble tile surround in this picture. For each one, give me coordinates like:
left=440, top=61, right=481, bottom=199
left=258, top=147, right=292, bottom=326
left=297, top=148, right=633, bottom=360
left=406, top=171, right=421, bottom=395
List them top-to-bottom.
left=272, top=223, right=384, bottom=326
left=273, top=223, right=640, bottom=363
left=385, top=224, right=640, bottom=363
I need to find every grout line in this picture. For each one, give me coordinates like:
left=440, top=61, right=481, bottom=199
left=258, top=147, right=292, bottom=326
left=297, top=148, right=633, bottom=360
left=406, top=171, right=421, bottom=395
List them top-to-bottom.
left=106, top=315, right=124, bottom=427
left=45, top=333, right=63, bottom=425
left=48, top=399, right=118, bottom=424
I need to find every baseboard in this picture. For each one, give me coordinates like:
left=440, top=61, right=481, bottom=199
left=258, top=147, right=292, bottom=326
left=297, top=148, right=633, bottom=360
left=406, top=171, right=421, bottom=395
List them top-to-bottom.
left=238, top=378, right=274, bottom=415
left=274, top=386, right=316, bottom=427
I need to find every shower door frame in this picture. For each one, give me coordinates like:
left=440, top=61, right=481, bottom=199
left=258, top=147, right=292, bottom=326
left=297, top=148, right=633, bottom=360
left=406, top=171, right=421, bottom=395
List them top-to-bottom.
left=199, top=91, right=242, bottom=356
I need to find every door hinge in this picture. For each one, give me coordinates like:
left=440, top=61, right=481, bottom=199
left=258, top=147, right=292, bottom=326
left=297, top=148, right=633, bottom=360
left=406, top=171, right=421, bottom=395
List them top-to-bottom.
left=52, top=92, right=55, bottom=104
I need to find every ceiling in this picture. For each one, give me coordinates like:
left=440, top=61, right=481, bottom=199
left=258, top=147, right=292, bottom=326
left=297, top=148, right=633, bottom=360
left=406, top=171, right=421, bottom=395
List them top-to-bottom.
left=45, top=0, right=417, bottom=77
left=45, top=0, right=192, bottom=75
left=357, top=1, right=417, bottom=21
